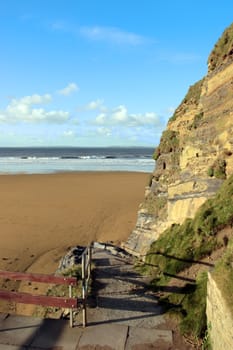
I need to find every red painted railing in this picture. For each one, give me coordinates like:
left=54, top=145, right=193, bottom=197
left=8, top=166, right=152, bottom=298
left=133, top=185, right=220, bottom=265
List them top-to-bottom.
left=0, top=244, right=92, bottom=328
left=0, top=270, right=78, bottom=326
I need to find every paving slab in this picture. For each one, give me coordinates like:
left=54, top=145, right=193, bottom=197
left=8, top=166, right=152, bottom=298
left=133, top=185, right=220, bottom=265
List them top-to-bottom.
left=0, top=314, right=43, bottom=347
left=30, top=318, right=83, bottom=350
left=78, top=323, right=129, bottom=350
left=125, top=326, right=173, bottom=350
left=0, top=345, right=27, bottom=350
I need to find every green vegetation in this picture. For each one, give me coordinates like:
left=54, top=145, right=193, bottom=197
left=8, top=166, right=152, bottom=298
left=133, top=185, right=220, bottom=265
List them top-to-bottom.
left=208, top=23, right=233, bottom=72
left=169, top=79, right=204, bottom=122
left=188, top=111, right=204, bottom=130
left=153, top=130, right=179, bottom=160
left=207, top=158, right=226, bottom=179
left=139, top=174, right=233, bottom=339
left=145, top=174, right=233, bottom=279
left=143, top=192, right=167, bottom=216
left=212, top=237, right=233, bottom=316
left=33, top=265, right=82, bottom=318
left=159, top=272, right=208, bottom=339
left=179, top=272, right=208, bottom=338
left=202, top=323, right=212, bottom=350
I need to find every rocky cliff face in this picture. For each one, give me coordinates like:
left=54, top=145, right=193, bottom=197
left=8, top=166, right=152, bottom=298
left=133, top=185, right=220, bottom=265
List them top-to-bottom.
left=124, top=23, right=233, bottom=256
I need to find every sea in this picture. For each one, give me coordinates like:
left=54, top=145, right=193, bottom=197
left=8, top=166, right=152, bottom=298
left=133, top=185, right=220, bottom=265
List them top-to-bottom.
left=0, top=147, right=155, bottom=174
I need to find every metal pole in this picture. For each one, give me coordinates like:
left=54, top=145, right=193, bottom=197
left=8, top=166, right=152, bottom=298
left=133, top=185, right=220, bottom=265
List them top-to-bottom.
left=88, top=245, right=92, bottom=282
left=82, top=252, right=87, bottom=327
left=69, top=285, right=73, bottom=327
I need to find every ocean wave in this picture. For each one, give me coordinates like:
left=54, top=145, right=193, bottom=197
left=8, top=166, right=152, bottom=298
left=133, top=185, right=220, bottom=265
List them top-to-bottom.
left=0, top=156, right=155, bottom=174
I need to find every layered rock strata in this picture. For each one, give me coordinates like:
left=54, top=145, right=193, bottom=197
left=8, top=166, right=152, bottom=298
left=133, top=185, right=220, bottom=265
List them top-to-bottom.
left=124, top=23, right=233, bottom=256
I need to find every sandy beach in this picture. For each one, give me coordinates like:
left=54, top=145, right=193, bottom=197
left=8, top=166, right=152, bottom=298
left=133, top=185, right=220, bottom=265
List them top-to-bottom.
left=0, top=171, right=149, bottom=275
left=0, top=171, right=150, bottom=314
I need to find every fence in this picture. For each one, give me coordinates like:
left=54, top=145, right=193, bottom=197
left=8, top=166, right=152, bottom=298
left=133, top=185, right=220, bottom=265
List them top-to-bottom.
left=0, top=244, right=92, bottom=328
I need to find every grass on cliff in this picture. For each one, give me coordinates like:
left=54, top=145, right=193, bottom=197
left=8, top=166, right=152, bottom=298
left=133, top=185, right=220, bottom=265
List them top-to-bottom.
left=208, top=22, right=233, bottom=72
left=169, top=78, right=204, bottom=123
left=153, top=130, right=179, bottom=160
left=207, top=158, right=227, bottom=179
left=138, top=174, right=233, bottom=339
left=145, top=174, right=233, bottom=282
left=212, top=237, right=233, bottom=317
left=158, top=271, right=208, bottom=339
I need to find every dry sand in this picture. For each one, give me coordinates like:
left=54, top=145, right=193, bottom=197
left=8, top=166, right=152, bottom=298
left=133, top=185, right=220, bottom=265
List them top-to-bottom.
left=0, top=171, right=149, bottom=275
left=0, top=171, right=150, bottom=314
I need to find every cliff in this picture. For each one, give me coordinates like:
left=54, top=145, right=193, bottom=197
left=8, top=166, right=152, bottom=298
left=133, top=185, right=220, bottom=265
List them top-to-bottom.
left=122, top=22, right=233, bottom=346
left=124, top=22, right=233, bottom=257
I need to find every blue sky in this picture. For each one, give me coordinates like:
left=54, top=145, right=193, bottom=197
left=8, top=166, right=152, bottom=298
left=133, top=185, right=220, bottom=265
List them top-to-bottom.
left=0, top=0, right=233, bottom=147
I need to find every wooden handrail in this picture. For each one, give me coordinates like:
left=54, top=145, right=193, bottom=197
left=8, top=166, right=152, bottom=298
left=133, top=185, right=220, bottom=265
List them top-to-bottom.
left=0, top=243, right=93, bottom=327
left=0, top=270, right=77, bottom=286
left=0, top=270, right=78, bottom=327
left=0, top=290, right=78, bottom=308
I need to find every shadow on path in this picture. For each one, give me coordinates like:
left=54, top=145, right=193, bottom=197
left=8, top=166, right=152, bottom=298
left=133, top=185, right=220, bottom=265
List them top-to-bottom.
left=88, top=248, right=166, bottom=327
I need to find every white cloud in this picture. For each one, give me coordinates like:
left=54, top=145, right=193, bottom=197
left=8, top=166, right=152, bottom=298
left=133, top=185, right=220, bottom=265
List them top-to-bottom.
left=80, top=26, right=149, bottom=46
left=58, top=83, right=79, bottom=96
left=0, top=93, right=70, bottom=124
left=85, top=99, right=106, bottom=111
left=94, top=105, right=161, bottom=127
left=112, top=105, right=128, bottom=122
left=95, top=113, right=106, bottom=124
left=97, top=127, right=111, bottom=137
left=63, top=130, right=76, bottom=137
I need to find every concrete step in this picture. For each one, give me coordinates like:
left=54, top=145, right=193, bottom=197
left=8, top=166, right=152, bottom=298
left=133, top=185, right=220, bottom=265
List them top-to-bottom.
left=0, top=313, right=173, bottom=349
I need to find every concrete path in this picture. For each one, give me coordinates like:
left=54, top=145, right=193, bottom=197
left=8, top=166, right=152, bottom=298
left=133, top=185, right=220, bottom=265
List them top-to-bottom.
left=0, top=245, right=173, bottom=349
left=87, top=247, right=167, bottom=328
left=0, top=312, right=172, bottom=349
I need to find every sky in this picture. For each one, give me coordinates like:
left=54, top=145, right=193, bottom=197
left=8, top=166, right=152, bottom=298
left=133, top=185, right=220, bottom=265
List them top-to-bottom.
left=0, top=0, right=233, bottom=147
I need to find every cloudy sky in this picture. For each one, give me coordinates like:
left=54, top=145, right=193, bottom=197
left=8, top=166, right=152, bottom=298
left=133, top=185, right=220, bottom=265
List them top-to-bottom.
left=0, top=0, right=233, bottom=147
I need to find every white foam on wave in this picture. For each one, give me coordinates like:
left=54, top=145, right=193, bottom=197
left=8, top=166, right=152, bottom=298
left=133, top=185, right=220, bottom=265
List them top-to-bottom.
left=0, top=156, right=155, bottom=174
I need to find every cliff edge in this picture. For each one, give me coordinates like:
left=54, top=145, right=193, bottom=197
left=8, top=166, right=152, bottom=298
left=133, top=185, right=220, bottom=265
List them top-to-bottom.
left=124, top=22, right=233, bottom=257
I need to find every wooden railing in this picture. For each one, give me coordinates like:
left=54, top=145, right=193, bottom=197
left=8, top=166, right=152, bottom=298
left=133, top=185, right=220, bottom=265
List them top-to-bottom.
left=0, top=244, right=93, bottom=328
left=0, top=270, right=78, bottom=327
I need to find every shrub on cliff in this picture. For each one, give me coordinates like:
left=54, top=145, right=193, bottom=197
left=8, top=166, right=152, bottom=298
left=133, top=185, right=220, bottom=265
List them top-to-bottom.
left=208, top=22, right=233, bottom=72
left=169, top=78, right=204, bottom=123
left=153, top=130, right=179, bottom=160
left=207, top=158, right=226, bottom=179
